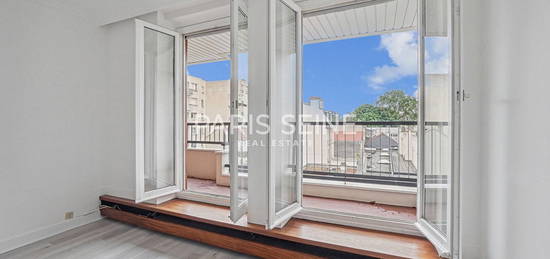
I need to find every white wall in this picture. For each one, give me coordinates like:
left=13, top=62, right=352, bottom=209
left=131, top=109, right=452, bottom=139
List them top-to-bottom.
left=0, top=0, right=109, bottom=253
left=459, top=0, right=484, bottom=258
left=461, top=0, right=550, bottom=258
left=0, top=2, right=178, bottom=252
left=99, top=18, right=136, bottom=200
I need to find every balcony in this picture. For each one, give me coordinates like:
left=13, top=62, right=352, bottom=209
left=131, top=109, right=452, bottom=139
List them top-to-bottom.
left=184, top=121, right=447, bottom=221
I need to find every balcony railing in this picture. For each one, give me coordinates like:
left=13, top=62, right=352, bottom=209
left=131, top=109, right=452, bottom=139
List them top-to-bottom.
left=186, top=121, right=446, bottom=187
left=302, top=121, right=418, bottom=187
left=187, top=122, right=229, bottom=148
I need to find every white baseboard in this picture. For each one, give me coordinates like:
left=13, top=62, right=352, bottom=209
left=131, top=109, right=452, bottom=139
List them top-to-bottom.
left=0, top=211, right=103, bottom=255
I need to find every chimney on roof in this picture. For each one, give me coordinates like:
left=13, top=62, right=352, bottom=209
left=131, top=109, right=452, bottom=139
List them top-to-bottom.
left=309, top=96, right=324, bottom=109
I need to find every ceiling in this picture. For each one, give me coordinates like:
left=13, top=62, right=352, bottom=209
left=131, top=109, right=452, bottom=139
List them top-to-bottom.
left=34, top=0, right=196, bottom=26
left=40, top=0, right=416, bottom=33
left=41, top=0, right=416, bottom=64
left=182, top=0, right=417, bottom=64
left=302, top=0, right=417, bottom=43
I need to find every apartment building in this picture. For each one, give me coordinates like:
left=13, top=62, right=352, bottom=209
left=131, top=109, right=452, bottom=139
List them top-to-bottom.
left=186, top=75, right=207, bottom=122
left=186, top=76, right=248, bottom=123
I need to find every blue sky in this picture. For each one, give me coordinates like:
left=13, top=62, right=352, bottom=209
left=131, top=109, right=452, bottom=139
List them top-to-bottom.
left=187, top=32, right=419, bottom=115
left=187, top=60, right=230, bottom=81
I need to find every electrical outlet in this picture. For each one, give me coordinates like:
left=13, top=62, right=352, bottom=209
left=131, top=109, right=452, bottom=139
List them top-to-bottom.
left=65, top=211, right=74, bottom=220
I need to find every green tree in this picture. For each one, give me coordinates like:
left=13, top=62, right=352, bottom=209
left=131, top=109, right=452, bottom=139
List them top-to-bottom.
left=351, top=90, right=417, bottom=121
left=376, top=90, right=417, bottom=121
left=351, top=104, right=392, bottom=121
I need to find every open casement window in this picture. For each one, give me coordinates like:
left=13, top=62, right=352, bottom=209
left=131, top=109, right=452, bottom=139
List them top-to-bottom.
left=229, top=0, right=250, bottom=223
left=267, top=0, right=303, bottom=229
left=417, top=0, right=458, bottom=257
left=135, top=20, right=183, bottom=203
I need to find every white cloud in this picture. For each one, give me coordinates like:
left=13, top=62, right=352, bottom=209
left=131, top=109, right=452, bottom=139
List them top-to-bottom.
left=364, top=31, right=450, bottom=90
left=365, top=31, right=418, bottom=90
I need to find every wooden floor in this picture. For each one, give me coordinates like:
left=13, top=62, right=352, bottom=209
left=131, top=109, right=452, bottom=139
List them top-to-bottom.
left=187, top=178, right=417, bottom=221
left=100, top=195, right=439, bottom=259
left=0, top=219, right=254, bottom=259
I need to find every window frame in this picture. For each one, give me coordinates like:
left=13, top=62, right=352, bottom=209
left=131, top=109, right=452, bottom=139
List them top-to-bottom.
left=229, top=0, right=249, bottom=223
left=266, top=0, right=304, bottom=229
left=414, top=0, right=461, bottom=257
left=135, top=19, right=184, bottom=203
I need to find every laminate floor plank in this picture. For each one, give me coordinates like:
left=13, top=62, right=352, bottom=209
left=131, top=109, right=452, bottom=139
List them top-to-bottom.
left=0, top=219, right=256, bottom=259
left=4, top=220, right=127, bottom=259
left=44, top=224, right=138, bottom=259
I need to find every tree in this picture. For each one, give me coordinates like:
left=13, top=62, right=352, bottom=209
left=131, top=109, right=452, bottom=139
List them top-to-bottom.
left=351, top=90, right=417, bottom=121
left=376, top=90, right=418, bottom=121
left=351, top=104, right=389, bottom=121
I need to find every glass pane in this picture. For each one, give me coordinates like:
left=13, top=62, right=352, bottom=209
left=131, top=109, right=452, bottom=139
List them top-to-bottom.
left=236, top=0, right=249, bottom=205
left=272, top=0, right=298, bottom=213
left=422, top=0, right=451, bottom=235
left=144, top=28, right=176, bottom=192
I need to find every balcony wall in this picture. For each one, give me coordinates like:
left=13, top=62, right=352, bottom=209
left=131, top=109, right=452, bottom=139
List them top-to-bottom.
left=186, top=149, right=416, bottom=207
left=186, top=149, right=229, bottom=186
left=303, top=179, right=416, bottom=207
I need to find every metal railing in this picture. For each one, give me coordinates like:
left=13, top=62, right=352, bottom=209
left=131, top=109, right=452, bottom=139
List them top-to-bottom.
left=186, top=121, right=447, bottom=187
left=302, top=121, right=419, bottom=187
left=186, top=122, right=229, bottom=149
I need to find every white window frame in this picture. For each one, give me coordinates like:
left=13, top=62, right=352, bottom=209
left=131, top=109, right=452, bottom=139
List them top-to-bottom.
left=229, top=0, right=249, bottom=223
left=266, top=0, right=303, bottom=229
left=414, top=0, right=461, bottom=257
left=135, top=19, right=184, bottom=203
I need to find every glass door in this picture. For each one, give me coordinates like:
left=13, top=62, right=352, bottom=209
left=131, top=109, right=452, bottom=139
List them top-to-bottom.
left=229, top=0, right=250, bottom=222
left=267, top=0, right=302, bottom=229
left=417, top=0, right=456, bottom=256
left=135, top=20, right=183, bottom=203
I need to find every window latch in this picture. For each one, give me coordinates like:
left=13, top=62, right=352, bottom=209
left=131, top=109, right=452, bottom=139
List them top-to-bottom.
left=457, top=90, right=470, bottom=101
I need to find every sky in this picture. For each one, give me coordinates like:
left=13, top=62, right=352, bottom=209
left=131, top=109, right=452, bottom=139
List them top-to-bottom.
left=187, top=31, right=432, bottom=115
